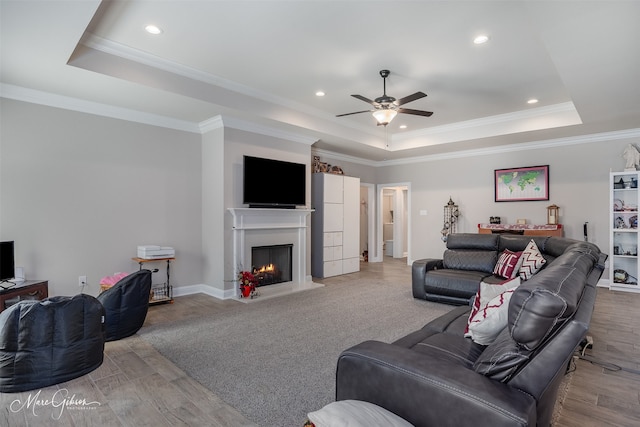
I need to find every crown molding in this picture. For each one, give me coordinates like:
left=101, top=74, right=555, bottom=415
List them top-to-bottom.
left=0, top=83, right=201, bottom=133
left=391, top=102, right=581, bottom=150
left=200, top=115, right=318, bottom=145
left=377, top=128, right=640, bottom=167
left=311, top=147, right=379, bottom=167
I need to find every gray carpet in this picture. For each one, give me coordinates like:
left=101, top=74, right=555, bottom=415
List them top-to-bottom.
left=140, top=278, right=454, bottom=427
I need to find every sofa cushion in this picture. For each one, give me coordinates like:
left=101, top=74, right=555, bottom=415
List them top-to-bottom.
left=446, top=233, right=499, bottom=250
left=518, top=240, right=546, bottom=280
left=493, top=249, right=524, bottom=279
left=443, top=250, right=498, bottom=273
left=509, top=265, right=586, bottom=351
left=424, top=269, right=491, bottom=300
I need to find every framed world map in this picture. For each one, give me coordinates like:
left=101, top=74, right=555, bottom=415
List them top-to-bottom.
left=494, top=165, right=549, bottom=202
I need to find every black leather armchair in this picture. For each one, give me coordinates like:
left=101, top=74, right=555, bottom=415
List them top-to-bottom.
left=97, top=269, right=152, bottom=341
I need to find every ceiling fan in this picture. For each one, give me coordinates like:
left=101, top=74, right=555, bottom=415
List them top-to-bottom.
left=336, top=70, right=433, bottom=126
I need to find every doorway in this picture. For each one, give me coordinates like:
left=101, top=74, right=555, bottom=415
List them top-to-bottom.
left=376, top=183, right=411, bottom=264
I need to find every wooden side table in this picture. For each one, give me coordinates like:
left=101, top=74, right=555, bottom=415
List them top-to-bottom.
left=132, top=257, right=175, bottom=305
left=0, top=280, right=49, bottom=312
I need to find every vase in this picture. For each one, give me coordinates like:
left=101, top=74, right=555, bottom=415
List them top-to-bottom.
left=241, top=286, right=251, bottom=298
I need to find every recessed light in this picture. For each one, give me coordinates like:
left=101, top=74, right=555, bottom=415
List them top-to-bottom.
left=145, top=25, right=163, bottom=35
left=473, top=35, right=489, bottom=44
left=315, top=91, right=325, bottom=97
left=527, top=98, right=539, bottom=104
left=399, top=125, right=407, bottom=129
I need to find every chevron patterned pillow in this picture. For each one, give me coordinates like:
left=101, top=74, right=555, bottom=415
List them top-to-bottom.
left=518, top=239, right=546, bottom=280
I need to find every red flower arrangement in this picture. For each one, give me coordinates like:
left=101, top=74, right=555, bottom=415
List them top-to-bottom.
left=238, top=271, right=258, bottom=298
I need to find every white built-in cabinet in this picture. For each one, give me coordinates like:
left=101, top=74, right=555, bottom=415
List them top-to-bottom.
left=610, top=171, right=640, bottom=292
left=311, top=173, right=360, bottom=278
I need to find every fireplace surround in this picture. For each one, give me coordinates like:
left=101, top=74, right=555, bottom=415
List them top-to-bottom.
left=228, top=208, right=321, bottom=300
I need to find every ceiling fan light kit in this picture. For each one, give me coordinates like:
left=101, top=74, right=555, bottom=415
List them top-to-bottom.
left=336, top=69, right=433, bottom=126
left=372, top=109, right=397, bottom=126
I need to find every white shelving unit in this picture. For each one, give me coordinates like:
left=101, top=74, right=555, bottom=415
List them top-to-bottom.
left=610, top=171, right=640, bottom=292
left=311, top=173, right=360, bottom=278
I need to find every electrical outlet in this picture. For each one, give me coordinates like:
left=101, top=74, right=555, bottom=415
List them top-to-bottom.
left=79, top=275, right=87, bottom=287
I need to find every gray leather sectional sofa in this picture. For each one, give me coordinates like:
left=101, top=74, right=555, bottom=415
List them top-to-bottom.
left=336, top=233, right=606, bottom=426
left=412, top=233, right=591, bottom=305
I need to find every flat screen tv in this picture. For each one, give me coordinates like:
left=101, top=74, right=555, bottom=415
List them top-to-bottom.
left=243, top=156, right=306, bottom=208
left=0, top=241, right=15, bottom=283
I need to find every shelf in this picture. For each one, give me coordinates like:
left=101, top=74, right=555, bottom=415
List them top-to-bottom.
left=611, top=171, right=640, bottom=293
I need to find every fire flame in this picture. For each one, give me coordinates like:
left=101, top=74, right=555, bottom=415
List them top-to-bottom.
left=255, top=264, right=275, bottom=273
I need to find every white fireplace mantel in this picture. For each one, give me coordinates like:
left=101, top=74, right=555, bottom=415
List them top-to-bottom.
left=228, top=208, right=316, bottom=300
left=228, top=208, right=313, bottom=230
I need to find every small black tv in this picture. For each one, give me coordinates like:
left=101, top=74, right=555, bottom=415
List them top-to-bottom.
left=243, top=156, right=306, bottom=208
left=0, top=241, right=15, bottom=283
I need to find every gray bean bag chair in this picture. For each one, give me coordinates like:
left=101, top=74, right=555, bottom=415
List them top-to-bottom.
left=97, top=269, right=152, bottom=341
left=0, top=294, right=105, bottom=392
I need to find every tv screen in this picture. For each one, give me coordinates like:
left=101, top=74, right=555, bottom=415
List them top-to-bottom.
left=243, top=156, right=306, bottom=208
left=0, top=241, right=15, bottom=282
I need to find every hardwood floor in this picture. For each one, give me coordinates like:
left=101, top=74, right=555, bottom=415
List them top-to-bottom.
left=1, top=258, right=638, bottom=426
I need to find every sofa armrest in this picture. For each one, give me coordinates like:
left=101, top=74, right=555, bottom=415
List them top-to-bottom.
left=411, top=259, right=443, bottom=299
left=336, top=341, right=536, bottom=427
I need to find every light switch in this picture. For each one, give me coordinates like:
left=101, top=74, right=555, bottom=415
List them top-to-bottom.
left=419, top=210, right=427, bottom=216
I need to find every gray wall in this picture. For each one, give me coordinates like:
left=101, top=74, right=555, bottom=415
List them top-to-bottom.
left=0, top=99, right=203, bottom=296
left=376, top=139, right=627, bottom=264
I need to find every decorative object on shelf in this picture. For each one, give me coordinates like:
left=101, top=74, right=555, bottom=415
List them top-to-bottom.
left=623, top=144, right=640, bottom=171
left=312, top=155, right=344, bottom=175
left=494, top=165, right=549, bottom=202
left=441, top=197, right=460, bottom=242
left=546, top=204, right=559, bottom=225
left=631, top=215, right=638, bottom=229
left=489, top=216, right=501, bottom=224
left=615, top=216, right=627, bottom=229
left=517, top=219, right=527, bottom=225
left=613, top=269, right=637, bottom=284
left=238, top=270, right=259, bottom=299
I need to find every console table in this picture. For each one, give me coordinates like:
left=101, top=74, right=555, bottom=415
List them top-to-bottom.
left=478, top=224, right=563, bottom=237
left=0, top=280, right=48, bottom=312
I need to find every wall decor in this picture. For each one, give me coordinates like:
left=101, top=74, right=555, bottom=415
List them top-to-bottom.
left=494, top=165, right=549, bottom=202
left=441, top=197, right=460, bottom=242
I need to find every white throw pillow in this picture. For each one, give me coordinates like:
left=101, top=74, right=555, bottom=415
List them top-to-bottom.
left=519, top=239, right=546, bottom=280
left=465, top=277, right=520, bottom=336
left=467, top=289, right=515, bottom=345
left=307, top=400, right=414, bottom=427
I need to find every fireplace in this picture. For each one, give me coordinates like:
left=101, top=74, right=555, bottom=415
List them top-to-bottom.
left=251, top=244, right=293, bottom=286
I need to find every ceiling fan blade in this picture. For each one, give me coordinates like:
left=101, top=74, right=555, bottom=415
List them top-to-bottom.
left=394, top=91, right=427, bottom=106
left=351, top=94, right=380, bottom=107
left=397, top=107, right=433, bottom=117
left=336, top=110, right=374, bottom=117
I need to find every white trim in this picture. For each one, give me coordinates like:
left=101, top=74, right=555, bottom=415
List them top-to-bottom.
left=0, top=83, right=200, bottom=133
left=172, top=283, right=233, bottom=300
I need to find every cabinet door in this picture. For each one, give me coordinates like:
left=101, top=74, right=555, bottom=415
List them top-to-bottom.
left=323, top=174, right=344, bottom=204
left=342, top=176, right=360, bottom=260
left=324, top=203, right=344, bottom=232
left=323, top=261, right=343, bottom=277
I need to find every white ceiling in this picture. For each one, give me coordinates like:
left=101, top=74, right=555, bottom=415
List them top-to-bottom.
left=2, top=0, right=639, bottom=162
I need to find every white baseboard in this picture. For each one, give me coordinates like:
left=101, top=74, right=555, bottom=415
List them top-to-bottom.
left=172, top=284, right=234, bottom=300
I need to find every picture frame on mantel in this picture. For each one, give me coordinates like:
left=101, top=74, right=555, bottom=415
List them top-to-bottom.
left=494, top=165, right=549, bottom=202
